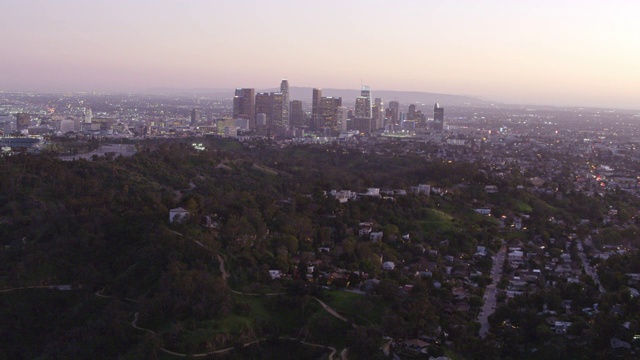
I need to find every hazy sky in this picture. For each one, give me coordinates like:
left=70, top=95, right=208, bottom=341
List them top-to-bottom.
left=2, top=0, right=639, bottom=109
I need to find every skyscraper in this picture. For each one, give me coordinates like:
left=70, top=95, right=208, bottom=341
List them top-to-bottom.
left=280, top=79, right=290, bottom=130
left=353, top=86, right=373, bottom=134
left=357, top=86, right=372, bottom=119
left=233, top=88, right=255, bottom=128
left=311, top=88, right=322, bottom=131
left=254, top=92, right=272, bottom=125
left=255, top=92, right=285, bottom=134
left=270, top=92, right=285, bottom=132
left=319, top=96, right=342, bottom=134
left=372, top=97, right=383, bottom=130
left=289, top=100, right=305, bottom=129
left=387, top=101, right=400, bottom=127
left=433, top=103, right=444, bottom=131
left=407, top=104, right=416, bottom=120
left=337, top=106, right=347, bottom=132
left=84, top=108, right=92, bottom=123
left=190, top=108, right=200, bottom=126
left=15, top=113, right=30, bottom=131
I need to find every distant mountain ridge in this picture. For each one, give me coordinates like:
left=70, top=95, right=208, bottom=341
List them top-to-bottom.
left=144, top=87, right=486, bottom=106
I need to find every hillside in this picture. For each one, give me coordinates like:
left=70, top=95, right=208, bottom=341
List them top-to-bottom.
left=2, top=138, right=640, bottom=359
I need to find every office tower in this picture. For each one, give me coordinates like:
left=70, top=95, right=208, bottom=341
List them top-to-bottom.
left=280, top=79, right=290, bottom=130
left=353, top=86, right=373, bottom=134
left=357, top=86, right=372, bottom=119
left=233, top=88, right=256, bottom=128
left=311, top=88, right=322, bottom=131
left=255, top=92, right=272, bottom=125
left=255, top=92, right=286, bottom=134
left=270, top=92, right=285, bottom=132
left=319, top=96, right=342, bottom=134
left=354, top=97, right=371, bottom=120
left=372, top=98, right=383, bottom=130
left=289, top=100, right=305, bottom=129
left=387, top=101, right=400, bottom=126
left=433, top=103, right=444, bottom=131
left=407, top=104, right=416, bottom=120
left=337, top=106, right=348, bottom=132
left=84, top=108, right=92, bottom=123
left=190, top=108, right=200, bottom=126
left=416, top=110, right=426, bottom=127
left=16, top=113, right=30, bottom=131
left=256, top=113, right=267, bottom=127
left=352, top=116, right=371, bottom=134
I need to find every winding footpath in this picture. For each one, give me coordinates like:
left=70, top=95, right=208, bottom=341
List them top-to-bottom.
left=3, top=229, right=351, bottom=359
left=0, top=285, right=76, bottom=293
left=95, top=289, right=138, bottom=303
left=130, top=312, right=252, bottom=357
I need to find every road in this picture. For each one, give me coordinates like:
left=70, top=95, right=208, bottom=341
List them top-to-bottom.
left=577, top=240, right=605, bottom=294
left=478, top=246, right=506, bottom=338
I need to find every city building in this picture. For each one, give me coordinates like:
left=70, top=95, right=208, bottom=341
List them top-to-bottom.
left=280, top=79, right=290, bottom=130
left=353, top=86, right=373, bottom=134
left=357, top=86, right=372, bottom=119
left=233, top=88, right=256, bottom=128
left=311, top=88, right=322, bottom=131
left=255, top=92, right=285, bottom=135
left=255, top=92, right=272, bottom=127
left=270, top=92, right=285, bottom=134
left=319, top=96, right=342, bottom=135
left=372, top=98, right=384, bottom=130
left=289, top=100, right=305, bottom=129
left=387, top=101, right=399, bottom=128
left=433, top=103, right=444, bottom=131
left=407, top=104, right=416, bottom=120
left=337, top=106, right=348, bottom=132
left=85, top=108, right=92, bottom=123
left=190, top=108, right=200, bottom=126
left=16, top=113, right=30, bottom=131
left=60, top=119, right=75, bottom=134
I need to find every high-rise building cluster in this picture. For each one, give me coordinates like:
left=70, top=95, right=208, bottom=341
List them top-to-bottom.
left=232, top=79, right=444, bottom=137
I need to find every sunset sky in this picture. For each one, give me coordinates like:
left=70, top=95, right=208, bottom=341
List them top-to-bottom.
left=1, top=0, right=639, bottom=109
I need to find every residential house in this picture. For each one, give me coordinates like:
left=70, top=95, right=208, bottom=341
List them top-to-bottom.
left=169, top=207, right=190, bottom=223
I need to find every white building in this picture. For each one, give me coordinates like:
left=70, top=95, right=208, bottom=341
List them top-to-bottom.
left=417, top=184, right=431, bottom=195
left=485, top=185, right=498, bottom=193
left=365, top=188, right=380, bottom=197
left=330, top=190, right=357, bottom=203
left=169, top=207, right=190, bottom=223
left=370, top=231, right=384, bottom=242
left=382, top=261, right=396, bottom=270
left=269, top=270, right=283, bottom=280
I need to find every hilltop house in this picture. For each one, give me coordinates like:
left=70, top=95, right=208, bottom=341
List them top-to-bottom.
left=169, top=207, right=190, bottom=223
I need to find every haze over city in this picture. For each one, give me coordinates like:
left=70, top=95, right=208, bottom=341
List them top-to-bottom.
left=2, top=0, right=639, bottom=109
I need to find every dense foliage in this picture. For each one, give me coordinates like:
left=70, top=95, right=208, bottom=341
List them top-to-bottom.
left=2, top=138, right=640, bottom=358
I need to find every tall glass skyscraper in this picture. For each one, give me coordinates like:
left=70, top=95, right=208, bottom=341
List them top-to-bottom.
left=280, top=79, right=289, bottom=130
left=233, top=88, right=255, bottom=128
left=433, top=103, right=444, bottom=131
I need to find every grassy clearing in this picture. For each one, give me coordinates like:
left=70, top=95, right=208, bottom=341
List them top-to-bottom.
left=252, top=163, right=279, bottom=175
left=511, top=199, right=533, bottom=213
left=418, top=209, right=456, bottom=234
left=323, top=290, right=383, bottom=326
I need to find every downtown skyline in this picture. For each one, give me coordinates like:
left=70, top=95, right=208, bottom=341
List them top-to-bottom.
left=1, top=0, right=639, bottom=110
